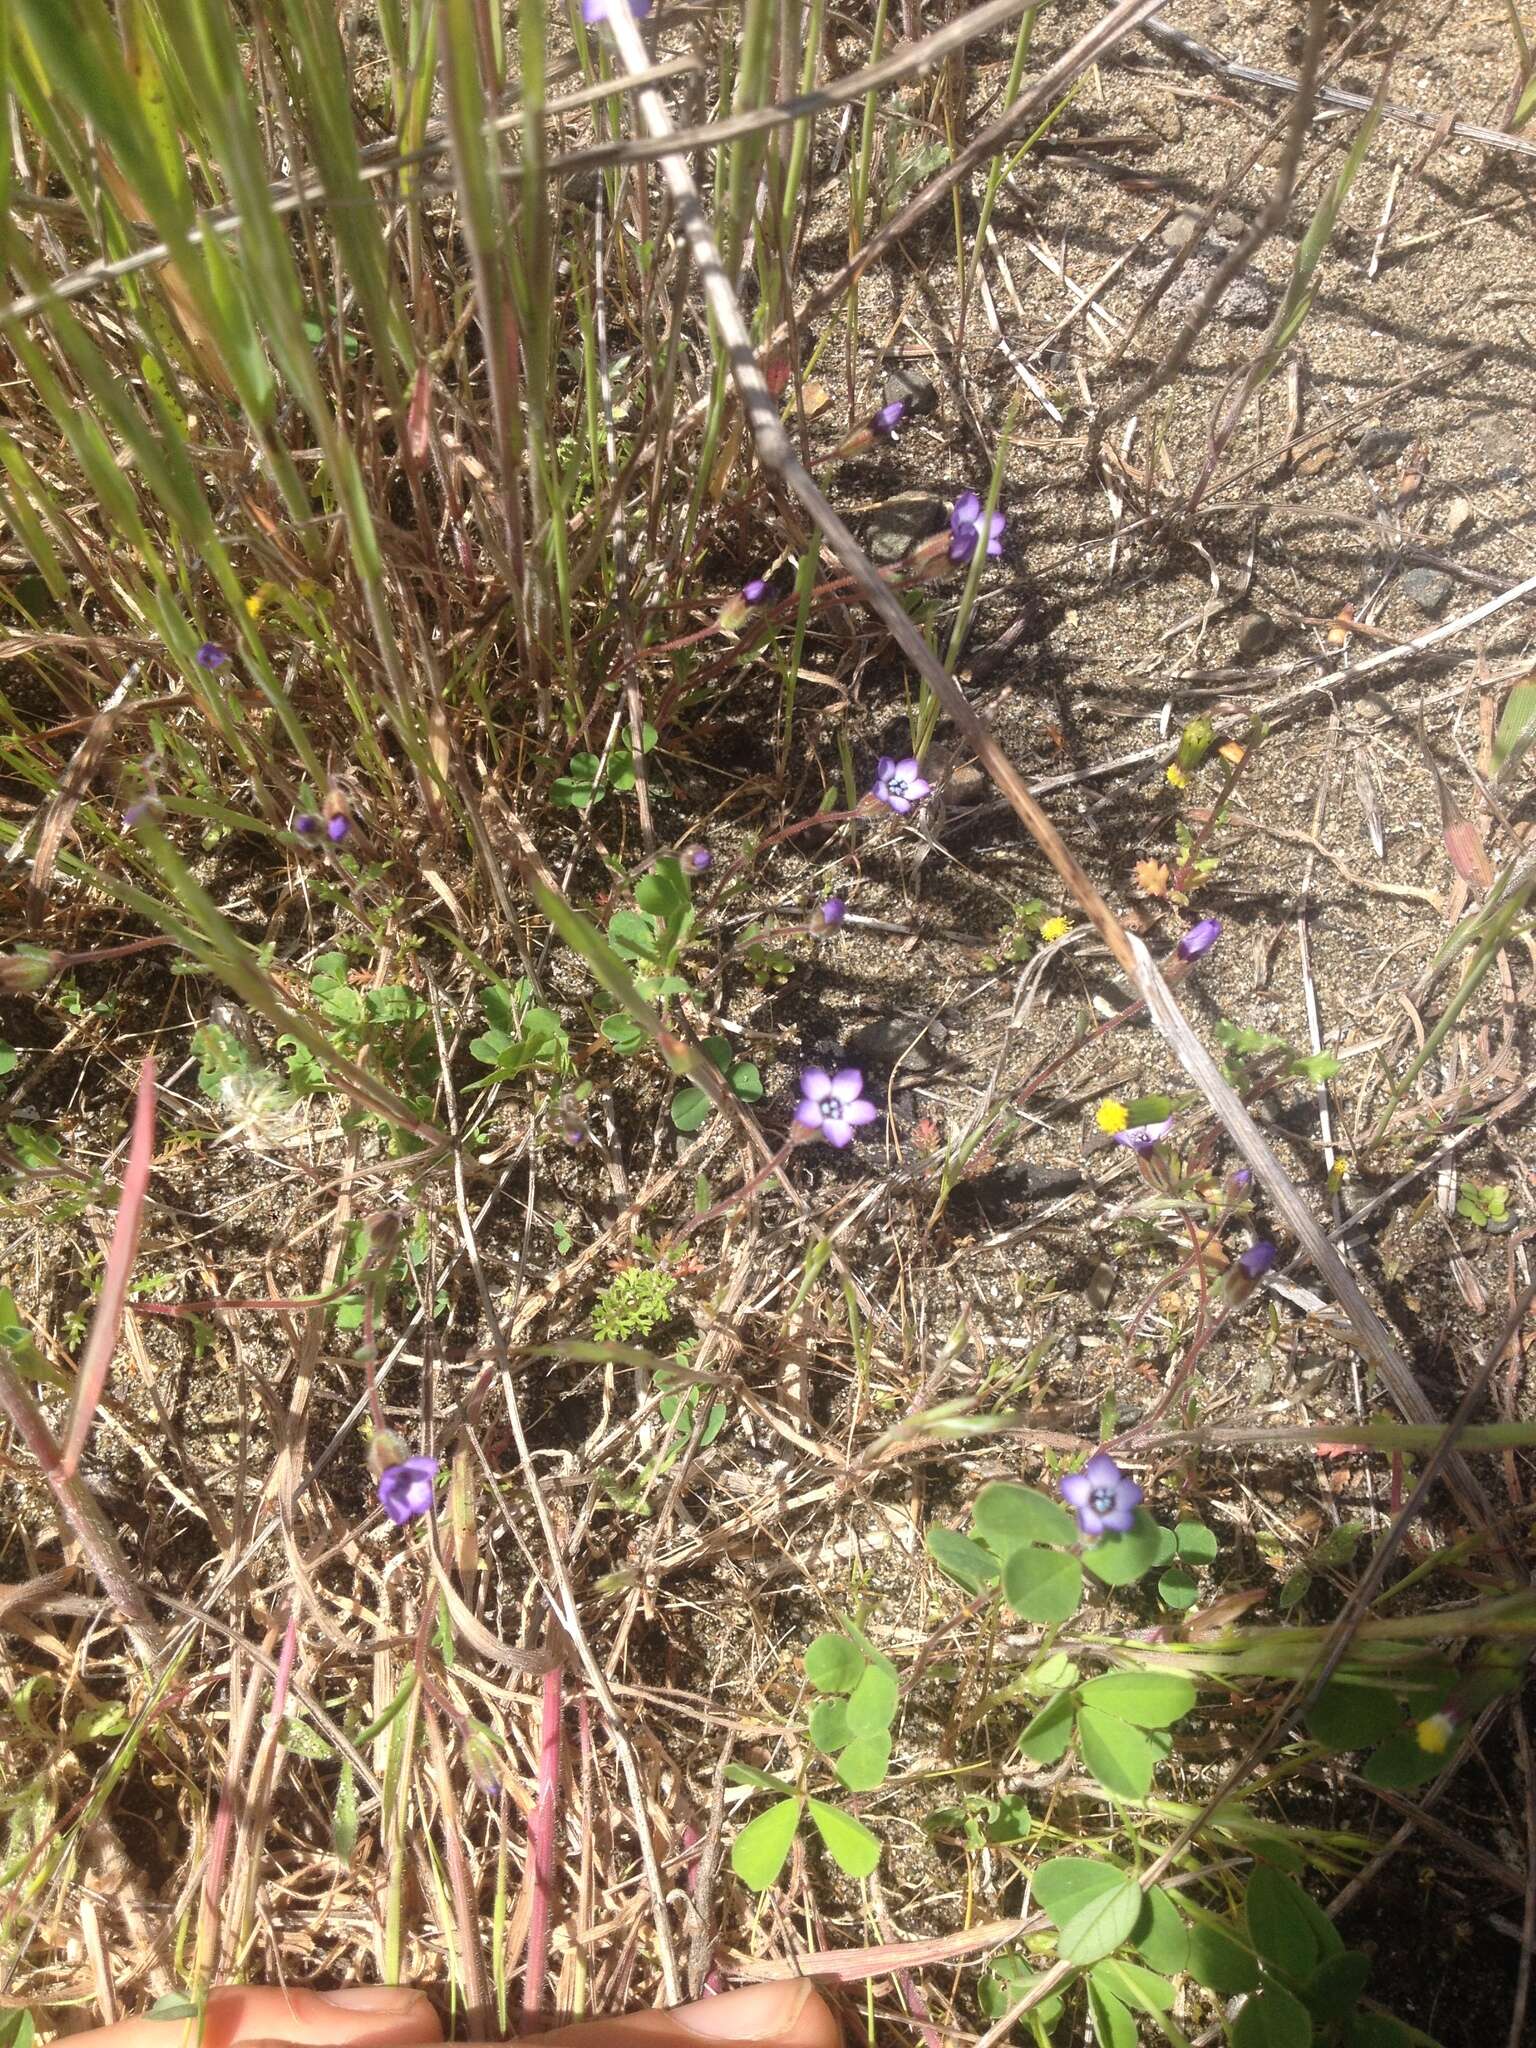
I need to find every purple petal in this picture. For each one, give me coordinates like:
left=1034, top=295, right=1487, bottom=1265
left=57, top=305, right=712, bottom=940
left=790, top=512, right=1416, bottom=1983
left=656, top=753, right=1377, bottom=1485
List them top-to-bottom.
left=951, top=492, right=981, bottom=530
left=742, top=578, right=770, bottom=604
left=875, top=756, right=895, bottom=781
left=893, top=757, right=922, bottom=782
left=904, top=774, right=932, bottom=801
left=880, top=789, right=913, bottom=814
left=1177, top=918, right=1222, bottom=962
left=800, top=1066, right=830, bottom=1098
left=830, top=1068, right=865, bottom=1102
left=795, top=1097, right=825, bottom=1129
left=842, top=1098, right=879, bottom=1126
left=820, top=1120, right=854, bottom=1148
left=1238, top=1241, right=1278, bottom=1279
left=1083, top=1451, right=1123, bottom=1489
left=1060, top=1471, right=1092, bottom=1507
left=1113, top=1478, right=1144, bottom=1514
left=1100, top=1502, right=1138, bottom=1534
left=1076, top=1503, right=1107, bottom=1538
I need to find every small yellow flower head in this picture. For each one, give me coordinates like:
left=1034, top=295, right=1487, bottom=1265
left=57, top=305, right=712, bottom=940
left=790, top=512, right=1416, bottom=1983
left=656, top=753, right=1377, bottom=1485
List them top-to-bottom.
left=245, top=581, right=278, bottom=620
left=1165, top=762, right=1187, bottom=790
left=1040, top=915, right=1072, bottom=942
left=1095, top=1099, right=1130, bottom=1135
left=1414, top=1710, right=1458, bottom=1755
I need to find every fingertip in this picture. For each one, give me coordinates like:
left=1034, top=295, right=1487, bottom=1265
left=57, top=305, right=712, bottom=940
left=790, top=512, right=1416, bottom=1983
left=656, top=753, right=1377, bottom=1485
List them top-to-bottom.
left=510, top=1979, right=840, bottom=2048
left=207, top=1986, right=442, bottom=2048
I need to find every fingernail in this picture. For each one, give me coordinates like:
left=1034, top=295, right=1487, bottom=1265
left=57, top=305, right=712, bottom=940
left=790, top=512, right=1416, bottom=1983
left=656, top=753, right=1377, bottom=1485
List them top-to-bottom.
left=672, top=1981, right=814, bottom=2040
left=315, top=1989, right=425, bottom=2015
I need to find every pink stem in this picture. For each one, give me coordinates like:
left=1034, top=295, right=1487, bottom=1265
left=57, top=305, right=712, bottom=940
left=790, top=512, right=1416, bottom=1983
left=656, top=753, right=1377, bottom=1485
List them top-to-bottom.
left=60, top=1056, right=156, bottom=1481
left=523, top=1662, right=563, bottom=2013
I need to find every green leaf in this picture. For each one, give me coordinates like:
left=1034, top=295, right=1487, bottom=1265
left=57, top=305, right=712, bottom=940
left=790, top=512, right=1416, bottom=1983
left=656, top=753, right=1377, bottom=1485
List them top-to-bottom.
left=1492, top=677, right=1536, bottom=778
left=636, top=860, right=688, bottom=921
left=607, top=909, right=662, bottom=963
left=601, top=1014, right=648, bottom=1055
left=730, top=1062, right=764, bottom=1102
left=670, top=1086, right=712, bottom=1132
left=974, top=1481, right=1076, bottom=1553
left=1080, top=1509, right=1169, bottom=1587
left=1174, top=1521, right=1219, bottom=1562
left=925, top=1525, right=1001, bottom=1593
left=1002, top=1545, right=1084, bottom=1624
left=1159, top=1566, right=1200, bottom=1609
left=804, top=1631, right=863, bottom=1693
left=845, top=1662, right=899, bottom=1735
left=1079, top=1671, right=1196, bottom=1729
left=1305, top=1682, right=1403, bottom=1752
left=1018, top=1689, right=1077, bottom=1766
left=808, top=1700, right=850, bottom=1754
left=69, top=1704, right=130, bottom=1743
left=1077, top=1705, right=1168, bottom=1799
left=278, top=1715, right=335, bottom=1760
left=834, top=1732, right=892, bottom=1792
left=1361, top=1732, right=1447, bottom=1791
left=332, top=1757, right=358, bottom=1861
left=725, top=1763, right=796, bottom=1795
left=983, top=1794, right=1034, bottom=1845
left=731, top=1797, right=801, bottom=1890
left=806, top=1797, right=880, bottom=1879
left=1033, top=1857, right=1127, bottom=1928
left=1244, top=1865, right=1320, bottom=1982
left=1056, top=1869, right=1145, bottom=1966
left=1134, top=1888, right=1190, bottom=1976
left=1182, top=1916, right=1262, bottom=1996
left=1303, top=1951, right=1371, bottom=2024
left=1091, top=1956, right=1176, bottom=2015
left=1085, top=1980, right=1137, bottom=2048
left=1232, top=1983, right=1312, bottom=2048
left=143, top=1998, right=201, bottom=2024
left=1345, top=2018, right=1412, bottom=2048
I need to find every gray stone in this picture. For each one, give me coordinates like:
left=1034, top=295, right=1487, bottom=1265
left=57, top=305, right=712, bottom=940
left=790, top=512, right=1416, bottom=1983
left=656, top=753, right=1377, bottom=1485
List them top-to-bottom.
left=1161, top=209, right=1205, bottom=251
left=1154, top=248, right=1273, bottom=325
left=883, top=363, right=938, bottom=417
left=1354, top=426, right=1410, bottom=469
left=862, top=489, right=944, bottom=565
left=1443, top=495, right=1474, bottom=538
left=1400, top=567, right=1454, bottom=616
left=1234, top=611, right=1278, bottom=658
left=851, top=1011, right=949, bottom=1072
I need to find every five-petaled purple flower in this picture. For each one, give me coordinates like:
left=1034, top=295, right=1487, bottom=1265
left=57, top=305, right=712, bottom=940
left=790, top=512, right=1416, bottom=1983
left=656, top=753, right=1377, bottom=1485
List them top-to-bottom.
left=582, top=0, right=651, bottom=21
left=873, top=400, right=907, bottom=439
left=948, top=491, right=1005, bottom=564
left=195, top=641, right=229, bottom=670
left=871, top=755, right=931, bottom=815
left=683, top=844, right=712, bottom=872
left=1177, top=918, right=1222, bottom=961
left=795, top=1066, right=879, bottom=1149
left=1114, top=1116, right=1173, bottom=1154
left=1237, top=1241, right=1277, bottom=1279
left=1061, top=1450, right=1143, bottom=1539
left=377, top=1455, right=439, bottom=1526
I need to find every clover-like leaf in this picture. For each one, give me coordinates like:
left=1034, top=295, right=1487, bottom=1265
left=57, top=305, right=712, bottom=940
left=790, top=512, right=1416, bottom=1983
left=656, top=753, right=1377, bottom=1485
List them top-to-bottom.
left=973, top=1481, right=1076, bottom=1554
left=1080, top=1509, right=1169, bottom=1587
left=1001, top=1545, right=1083, bottom=1624
left=804, top=1632, right=863, bottom=1693
left=731, top=1797, right=801, bottom=1890
left=806, top=1797, right=880, bottom=1879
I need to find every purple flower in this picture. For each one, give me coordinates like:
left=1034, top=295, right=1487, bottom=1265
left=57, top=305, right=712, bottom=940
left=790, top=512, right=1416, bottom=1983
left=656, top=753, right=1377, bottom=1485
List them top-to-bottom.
left=582, top=0, right=651, bottom=20
left=873, top=400, right=907, bottom=439
left=948, top=491, right=1005, bottom=565
left=742, top=577, right=771, bottom=605
left=195, top=641, right=229, bottom=670
left=871, top=755, right=931, bottom=815
left=294, top=812, right=320, bottom=837
left=326, top=813, right=350, bottom=843
left=683, top=844, right=712, bottom=872
left=812, top=896, right=845, bottom=932
left=1177, top=918, right=1222, bottom=961
left=795, top=1066, right=879, bottom=1149
left=1114, top=1117, right=1173, bottom=1154
left=1229, top=1167, right=1252, bottom=1191
left=1237, top=1241, right=1277, bottom=1279
left=1060, top=1450, right=1143, bottom=1539
left=377, top=1455, right=439, bottom=1526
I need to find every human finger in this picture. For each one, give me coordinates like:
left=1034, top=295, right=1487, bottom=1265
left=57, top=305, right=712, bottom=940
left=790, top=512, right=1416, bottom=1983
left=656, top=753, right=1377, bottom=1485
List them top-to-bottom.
left=73, top=1985, right=442, bottom=2048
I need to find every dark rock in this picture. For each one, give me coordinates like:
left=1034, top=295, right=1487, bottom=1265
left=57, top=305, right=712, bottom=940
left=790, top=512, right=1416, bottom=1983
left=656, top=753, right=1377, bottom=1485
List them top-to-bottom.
left=883, top=363, right=938, bottom=417
left=1354, top=426, right=1410, bottom=469
left=861, top=489, right=944, bottom=565
left=1400, top=567, right=1454, bottom=616
left=1233, top=611, right=1279, bottom=659
left=944, top=761, right=989, bottom=809
left=850, top=1010, right=949, bottom=1072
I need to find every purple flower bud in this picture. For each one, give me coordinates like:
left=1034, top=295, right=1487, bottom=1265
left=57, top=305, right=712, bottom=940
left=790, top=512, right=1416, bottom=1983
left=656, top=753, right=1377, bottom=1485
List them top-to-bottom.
left=582, top=0, right=651, bottom=20
left=873, top=400, right=907, bottom=438
left=948, top=491, right=1006, bottom=565
left=741, top=577, right=772, bottom=605
left=195, top=641, right=230, bottom=670
left=122, top=799, right=156, bottom=829
left=294, top=812, right=321, bottom=837
left=326, top=813, right=350, bottom=843
left=683, top=844, right=712, bottom=872
left=812, top=897, right=845, bottom=933
left=1177, top=918, right=1222, bottom=961
left=1113, top=1117, right=1173, bottom=1154
left=1229, top=1167, right=1252, bottom=1191
left=1237, top=1241, right=1277, bottom=1279
left=1060, top=1450, right=1143, bottom=1540
left=377, top=1455, right=439, bottom=1526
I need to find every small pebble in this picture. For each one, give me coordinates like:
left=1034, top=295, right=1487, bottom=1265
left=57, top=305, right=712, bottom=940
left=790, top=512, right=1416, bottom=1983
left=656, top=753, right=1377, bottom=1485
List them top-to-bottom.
left=1160, top=209, right=1205, bottom=251
left=883, top=363, right=938, bottom=417
left=1354, top=426, right=1410, bottom=469
left=861, top=489, right=944, bottom=565
left=1443, top=495, right=1474, bottom=538
left=1399, top=567, right=1454, bottom=616
left=1233, top=611, right=1279, bottom=659
left=1356, top=692, right=1393, bottom=724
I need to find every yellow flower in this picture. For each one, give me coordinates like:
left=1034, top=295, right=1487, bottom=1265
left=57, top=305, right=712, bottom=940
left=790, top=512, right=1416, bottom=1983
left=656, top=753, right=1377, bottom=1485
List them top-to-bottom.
left=245, top=581, right=278, bottom=619
left=1165, top=762, right=1187, bottom=789
left=1040, top=915, right=1072, bottom=942
left=1095, top=1099, right=1129, bottom=1135
left=1414, top=1711, right=1457, bottom=1755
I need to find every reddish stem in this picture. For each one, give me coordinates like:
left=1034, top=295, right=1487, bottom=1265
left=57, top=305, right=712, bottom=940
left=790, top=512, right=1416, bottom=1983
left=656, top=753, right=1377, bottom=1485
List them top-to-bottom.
left=523, top=1662, right=563, bottom=2013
